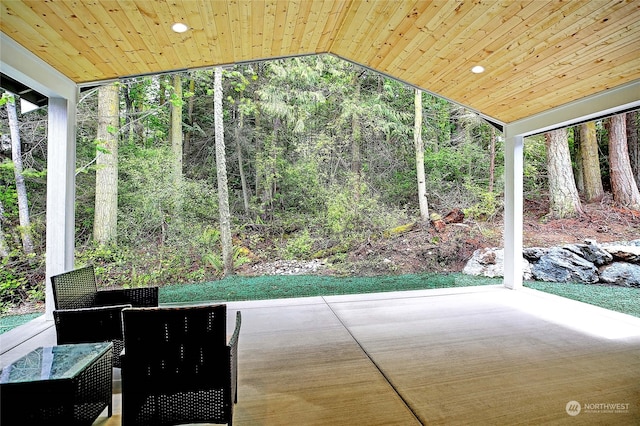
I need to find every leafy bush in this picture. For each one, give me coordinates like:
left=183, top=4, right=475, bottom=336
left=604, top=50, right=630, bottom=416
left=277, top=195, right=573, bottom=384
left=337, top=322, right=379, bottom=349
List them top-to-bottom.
left=281, top=230, right=314, bottom=260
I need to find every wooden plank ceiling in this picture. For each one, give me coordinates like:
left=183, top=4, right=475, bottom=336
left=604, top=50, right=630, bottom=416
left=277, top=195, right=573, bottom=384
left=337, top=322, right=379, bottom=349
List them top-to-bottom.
left=1, top=0, right=639, bottom=124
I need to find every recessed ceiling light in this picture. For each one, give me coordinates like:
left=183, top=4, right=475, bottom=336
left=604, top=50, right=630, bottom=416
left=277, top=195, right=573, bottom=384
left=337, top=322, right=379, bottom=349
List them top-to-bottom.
left=172, top=22, right=188, bottom=33
left=471, top=65, right=485, bottom=74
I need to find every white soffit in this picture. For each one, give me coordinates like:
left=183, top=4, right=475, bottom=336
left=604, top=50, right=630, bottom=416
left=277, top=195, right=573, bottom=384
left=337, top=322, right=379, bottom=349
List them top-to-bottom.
left=1, top=32, right=76, bottom=100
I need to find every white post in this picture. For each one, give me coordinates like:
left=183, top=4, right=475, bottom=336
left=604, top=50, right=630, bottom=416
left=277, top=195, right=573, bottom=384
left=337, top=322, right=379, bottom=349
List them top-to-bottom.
left=45, top=97, right=77, bottom=318
left=503, top=128, right=524, bottom=290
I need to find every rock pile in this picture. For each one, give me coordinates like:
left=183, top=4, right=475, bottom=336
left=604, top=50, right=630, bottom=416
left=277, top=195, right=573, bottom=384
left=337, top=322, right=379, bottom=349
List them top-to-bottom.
left=463, top=239, right=640, bottom=287
left=244, top=259, right=326, bottom=276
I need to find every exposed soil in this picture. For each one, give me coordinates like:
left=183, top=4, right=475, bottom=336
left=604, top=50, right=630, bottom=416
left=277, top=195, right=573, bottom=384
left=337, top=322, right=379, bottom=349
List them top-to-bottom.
left=252, top=197, right=640, bottom=277
left=5, top=198, right=639, bottom=317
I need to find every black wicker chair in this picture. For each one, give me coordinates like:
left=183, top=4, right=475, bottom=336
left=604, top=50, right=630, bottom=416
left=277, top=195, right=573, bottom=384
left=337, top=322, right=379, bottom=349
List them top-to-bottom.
left=51, top=265, right=159, bottom=368
left=121, top=304, right=241, bottom=426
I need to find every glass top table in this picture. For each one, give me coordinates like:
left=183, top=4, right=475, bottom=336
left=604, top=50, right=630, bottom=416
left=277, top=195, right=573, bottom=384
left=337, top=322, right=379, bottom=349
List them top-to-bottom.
left=0, top=342, right=112, bottom=384
left=0, top=342, right=113, bottom=426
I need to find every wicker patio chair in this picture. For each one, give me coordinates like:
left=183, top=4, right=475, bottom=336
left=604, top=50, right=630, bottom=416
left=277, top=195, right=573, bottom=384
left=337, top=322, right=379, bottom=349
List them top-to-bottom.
left=51, top=265, right=159, bottom=368
left=121, top=304, right=241, bottom=426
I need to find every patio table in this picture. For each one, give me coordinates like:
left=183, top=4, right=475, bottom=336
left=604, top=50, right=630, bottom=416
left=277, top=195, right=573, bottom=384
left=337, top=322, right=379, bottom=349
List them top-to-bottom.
left=0, top=342, right=113, bottom=426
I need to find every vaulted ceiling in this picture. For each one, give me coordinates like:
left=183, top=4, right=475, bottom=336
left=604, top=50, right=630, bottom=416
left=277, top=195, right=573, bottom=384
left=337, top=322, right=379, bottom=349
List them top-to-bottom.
left=1, top=0, right=639, bottom=125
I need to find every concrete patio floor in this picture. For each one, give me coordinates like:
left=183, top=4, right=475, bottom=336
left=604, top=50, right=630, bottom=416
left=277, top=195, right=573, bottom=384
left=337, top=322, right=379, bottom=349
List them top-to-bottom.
left=2, top=285, right=640, bottom=425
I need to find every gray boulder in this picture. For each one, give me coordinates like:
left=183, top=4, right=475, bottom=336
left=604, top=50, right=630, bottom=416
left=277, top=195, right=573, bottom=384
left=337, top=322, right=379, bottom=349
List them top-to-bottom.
left=564, top=240, right=613, bottom=266
left=602, top=245, right=640, bottom=264
left=523, top=247, right=548, bottom=262
left=530, top=247, right=599, bottom=283
left=463, top=248, right=532, bottom=280
left=599, top=262, right=640, bottom=287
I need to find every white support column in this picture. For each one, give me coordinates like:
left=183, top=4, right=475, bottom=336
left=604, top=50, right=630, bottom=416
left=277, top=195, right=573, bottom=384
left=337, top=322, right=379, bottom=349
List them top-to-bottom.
left=2, top=33, right=79, bottom=318
left=45, top=97, right=77, bottom=318
left=503, top=128, right=524, bottom=290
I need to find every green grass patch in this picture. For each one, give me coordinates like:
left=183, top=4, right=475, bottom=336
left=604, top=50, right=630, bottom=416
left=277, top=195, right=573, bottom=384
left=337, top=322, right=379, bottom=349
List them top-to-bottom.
left=158, top=273, right=502, bottom=304
left=2, top=275, right=638, bottom=334
left=524, top=281, right=640, bottom=318
left=0, top=313, right=42, bottom=334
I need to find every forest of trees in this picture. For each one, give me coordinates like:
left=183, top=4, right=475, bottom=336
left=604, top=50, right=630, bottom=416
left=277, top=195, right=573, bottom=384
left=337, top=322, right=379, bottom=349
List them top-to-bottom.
left=1, top=55, right=639, bottom=311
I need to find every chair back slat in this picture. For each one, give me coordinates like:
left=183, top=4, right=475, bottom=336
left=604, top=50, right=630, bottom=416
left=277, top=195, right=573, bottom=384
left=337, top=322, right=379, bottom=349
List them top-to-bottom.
left=51, top=266, right=98, bottom=309
left=122, top=305, right=228, bottom=387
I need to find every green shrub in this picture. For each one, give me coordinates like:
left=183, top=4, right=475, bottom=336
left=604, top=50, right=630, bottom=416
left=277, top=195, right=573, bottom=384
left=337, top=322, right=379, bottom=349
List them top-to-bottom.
left=282, top=230, right=314, bottom=260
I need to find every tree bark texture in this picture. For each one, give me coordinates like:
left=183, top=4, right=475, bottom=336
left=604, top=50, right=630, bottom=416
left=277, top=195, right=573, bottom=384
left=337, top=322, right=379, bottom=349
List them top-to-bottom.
left=214, top=67, right=234, bottom=276
left=171, top=74, right=183, bottom=189
left=94, top=83, right=120, bottom=244
left=414, top=89, right=429, bottom=222
left=6, top=96, right=34, bottom=254
left=235, top=110, right=250, bottom=215
left=627, top=111, right=639, bottom=187
left=609, top=114, right=640, bottom=210
left=579, top=121, right=604, bottom=203
left=489, top=126, right=496, bottom=193
left=573, top=127, right=584, bottom=193
left=544, top=128, right=584, bottom=218
left=0, top=200, right=9, bottom=258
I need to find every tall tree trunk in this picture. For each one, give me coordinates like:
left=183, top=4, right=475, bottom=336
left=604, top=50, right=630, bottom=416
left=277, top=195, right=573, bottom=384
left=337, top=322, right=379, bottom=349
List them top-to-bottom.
left=214, top=67, right=234, bottom=276
left=170, top=74, right=184, bottom=226
left=171, top=74, right=183, bottom=185
left=184, top=74, right=195, bottom=164
left=351, top=74, right=362, bottom=204
left=94, top=83, right=120, bottom=244
left=123, top=85, right=136, bottom=145
left=414, top=89, right=429, bottom=222
left=6, top=95, right=34, bottom=254
left=235, top=110, right=250, bottom=215
left=627, top=111, right=639, bottom=187
left=609, top=114, right=640, bottom=210
left=579, top=121, right=604, bottom=203
left=488, top=126, right=496, bottom=193
left=573, top=127, right=584, bottom=193
left=545, top=128, right=584, bottom=218
left=0, top=200, right=9, bottom=259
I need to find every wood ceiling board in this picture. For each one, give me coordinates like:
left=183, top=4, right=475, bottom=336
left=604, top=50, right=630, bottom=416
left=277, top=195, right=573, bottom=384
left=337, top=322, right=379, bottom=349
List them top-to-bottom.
left=2, top=0, right=639, bottom=124
left=147, top=0, right=191, bottom=70
left=210, top=0, right=235, bottom=64
left=224, top=0, right=249, bottom=62
left=269, top=0, right=290, bottom=57
left=279, top=0, right=303, bottom=54
left=288, top=0, right=314, bottom=53
left=299, top=0, right=338, bottom=54
left=315, top=0, right=349, bottom=51
left=340, top=0, right=397, bottom=60
left=459, top=0, right=638, bottom=92
left=0, top=1, right=99, bottom=82
left=30, top=1, right=113, bottom=72
left=78, top=1, right=161, bottom=77
left=110, top=1, right=177, bottom=77
left=174, top=1, right=215, bottom=65
left=260, top=1, right=277, bottom=58
left=334, top=1, right=420, bottom=69
left=380, top=1, right=493, bottom=76
left=399, top=1, right=518, bottom=84
left=405, top=1, right=548, bottom=88
left=250, top=2, right=268, bottom=58
left=356, top=2, right=437, bottom=71
left=468, top=23, right=640, bottom=113
left=502, top=55, right=640, bottom=123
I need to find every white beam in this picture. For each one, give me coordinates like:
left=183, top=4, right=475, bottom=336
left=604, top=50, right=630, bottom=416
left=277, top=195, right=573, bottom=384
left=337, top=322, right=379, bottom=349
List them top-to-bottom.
left=1, top=33, right=76, bottom=99
left=503, top=130, right=524, bottom=290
